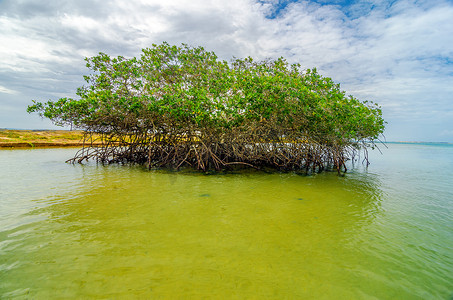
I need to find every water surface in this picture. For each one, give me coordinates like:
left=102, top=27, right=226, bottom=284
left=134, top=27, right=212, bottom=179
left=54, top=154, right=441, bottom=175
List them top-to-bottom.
left=1, top=144, right=452, bottom=298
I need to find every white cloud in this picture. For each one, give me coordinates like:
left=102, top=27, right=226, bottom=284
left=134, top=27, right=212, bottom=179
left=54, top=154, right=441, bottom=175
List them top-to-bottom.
left=59, top=14, right=101, bottom=33
left=0, top=15, right=80, bottom=74
left=0, top=85, right=17, bottom=94
left=440, top=129, right=453, bottom=137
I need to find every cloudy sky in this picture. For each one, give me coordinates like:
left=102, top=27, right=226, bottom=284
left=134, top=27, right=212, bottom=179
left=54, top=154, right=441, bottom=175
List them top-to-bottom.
left=1, top=0, right=452, bottom=142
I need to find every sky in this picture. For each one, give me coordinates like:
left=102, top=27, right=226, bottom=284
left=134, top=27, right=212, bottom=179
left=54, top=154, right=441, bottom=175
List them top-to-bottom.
left=0, top=0, right=452, bottom=142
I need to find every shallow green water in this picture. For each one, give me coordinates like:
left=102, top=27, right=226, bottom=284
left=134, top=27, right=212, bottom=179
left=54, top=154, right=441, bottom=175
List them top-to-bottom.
left=1, top=144, right=452, bottom=299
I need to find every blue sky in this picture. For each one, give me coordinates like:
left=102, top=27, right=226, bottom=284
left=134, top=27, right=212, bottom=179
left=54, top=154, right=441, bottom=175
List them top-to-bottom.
left=0, top=0, right=452, bottom=142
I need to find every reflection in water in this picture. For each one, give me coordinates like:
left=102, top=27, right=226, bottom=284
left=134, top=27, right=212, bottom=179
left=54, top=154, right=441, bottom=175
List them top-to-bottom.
left=1, top=146, right=452, bottom=298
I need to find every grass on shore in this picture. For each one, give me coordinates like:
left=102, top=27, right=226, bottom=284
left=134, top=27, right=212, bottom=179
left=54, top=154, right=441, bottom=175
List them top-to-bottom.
left=0, top=129, right=86, bottom=147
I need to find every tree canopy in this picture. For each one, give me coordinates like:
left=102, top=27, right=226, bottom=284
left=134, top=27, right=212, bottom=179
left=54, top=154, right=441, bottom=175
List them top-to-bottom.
left=28, top=42, right=385, bottom=173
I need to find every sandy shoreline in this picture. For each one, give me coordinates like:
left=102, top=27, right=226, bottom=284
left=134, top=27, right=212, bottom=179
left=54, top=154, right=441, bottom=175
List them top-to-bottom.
left=0, top=129, right=89, bottom=148
left=0, top=141, right=88, bottom=148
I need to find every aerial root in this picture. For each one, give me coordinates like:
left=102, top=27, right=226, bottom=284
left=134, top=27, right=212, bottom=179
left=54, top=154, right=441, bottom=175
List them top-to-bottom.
left=65, top=129, right=372, bottom=174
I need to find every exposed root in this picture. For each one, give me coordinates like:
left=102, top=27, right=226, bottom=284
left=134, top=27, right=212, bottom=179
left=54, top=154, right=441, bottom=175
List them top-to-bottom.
left=66, top=128, right=375, bottom=174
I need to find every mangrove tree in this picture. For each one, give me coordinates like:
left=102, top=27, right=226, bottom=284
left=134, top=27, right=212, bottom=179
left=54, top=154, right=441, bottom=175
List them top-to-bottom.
left=27, top=42, right=385, bottom=173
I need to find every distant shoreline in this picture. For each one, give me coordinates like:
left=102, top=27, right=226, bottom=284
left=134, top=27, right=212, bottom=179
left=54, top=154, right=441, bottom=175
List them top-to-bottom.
left=0, top=129, right=92, bottom=148
left=1, top=129, right=451, bottom=148
left=386, top=141, right=453, bottom=145
left=0, top=142, right=86, bottom=148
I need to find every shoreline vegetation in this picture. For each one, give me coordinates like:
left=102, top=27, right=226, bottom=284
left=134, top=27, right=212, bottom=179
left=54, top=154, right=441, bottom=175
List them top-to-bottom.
left=26, top=42, right=385, bottom=173
left=0, top=129, right=94, bottom=148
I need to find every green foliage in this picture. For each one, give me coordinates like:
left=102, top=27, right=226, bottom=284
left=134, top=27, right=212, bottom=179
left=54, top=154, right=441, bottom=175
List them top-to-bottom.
left=28, top=42, right=385, bottom=172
